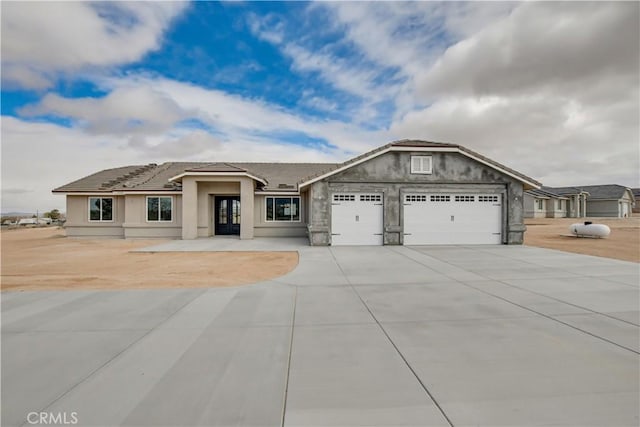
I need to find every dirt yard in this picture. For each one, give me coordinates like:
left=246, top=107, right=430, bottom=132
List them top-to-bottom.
left=524, top=216, right=640, bottom=263
left=1, top=227, right=298, bottom=292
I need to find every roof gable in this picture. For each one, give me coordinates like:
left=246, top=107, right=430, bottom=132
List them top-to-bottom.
left=298, top=139, right=541, bottom=190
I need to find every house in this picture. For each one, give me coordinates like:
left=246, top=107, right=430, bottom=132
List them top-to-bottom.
left=52, top=140, right=541, bottom=245
left=546, top=185, right=635, bottom=218
left=574, top=185, right=635, bottom=217
left=543, top=186, right=590, bottom=218
left=524, top=187, right=569, bottom=218
left=632, top=189, right=640, bottom=213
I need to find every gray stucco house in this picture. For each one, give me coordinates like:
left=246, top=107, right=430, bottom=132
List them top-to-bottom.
left=53, top=140, right=541, bottom=245
left=525, top=185, right=636, bottom=218
left=524, top=187, right=571, bottom=218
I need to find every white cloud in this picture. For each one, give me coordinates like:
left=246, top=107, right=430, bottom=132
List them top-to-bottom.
left=1, top=2, right=188, bottom=89
left=391, top=2, right=639, bottom=188
left=417, top=2, right=639, bottom=99
left=246, top=12, right=285, bottom=44
left=102, top=75, right=388, bottom=156
left=20, top=87, right=189, bottom=135
left=0, top=106, right=383, bottom=212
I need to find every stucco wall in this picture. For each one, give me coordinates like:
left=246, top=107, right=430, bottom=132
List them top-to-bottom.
left=307, top=151, right=526, bottom=245
left=196, top=181, right=240, bottom=237
left=523, top=193, right=536, bottom=218
left=123, top=194, right=182, bottom=238
left=253, top=194, right=307, bottom=237
left=64, top=195, right=125, bottom=238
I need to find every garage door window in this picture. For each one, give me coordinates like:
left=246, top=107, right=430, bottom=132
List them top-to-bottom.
left=455, top=195, right=475, bottom=202
left=479, top=195, right=499, bottom=202
left=266, top=197, right=300, bottom=221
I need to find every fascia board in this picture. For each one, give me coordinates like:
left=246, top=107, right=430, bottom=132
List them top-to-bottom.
left=169, top=171, right=267, bottom=185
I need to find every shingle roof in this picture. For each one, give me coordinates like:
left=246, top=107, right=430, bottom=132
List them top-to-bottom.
left=53, top=139, right=540, bottom=193
left=53, top=162, right=338, bottom=192
left=549, top=184, right=632, bottom=200
left=526, top=187, right=568, bottom=199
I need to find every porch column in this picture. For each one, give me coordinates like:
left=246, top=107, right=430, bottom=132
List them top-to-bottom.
left=182, top=177, right=198, bottom=239
left=240, top=178, right=254, bottom=239
left=582, top=195, right=587, bottom=218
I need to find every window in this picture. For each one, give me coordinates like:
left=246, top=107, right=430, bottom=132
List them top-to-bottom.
left=410, top=155, right=432, bottom=174
left=360, top=194, right=382, bottom=202
left=406, top=195, right=427, bottom=202
left=455, top=195, right=475, bottom=202
left=479, top=195, right=499, bottom=203
left=147, top=196, right=173, bottom=222
left=89, top=197, right=113, bottom=221
left=266, top=197, right=300, bottom=221
left=536, top=199, right=544, bottom=210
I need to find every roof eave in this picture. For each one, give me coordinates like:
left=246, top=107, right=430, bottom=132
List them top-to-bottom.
left=299, top=145, right=541, bottom=190
left=168, top=171, right=268, bottom=186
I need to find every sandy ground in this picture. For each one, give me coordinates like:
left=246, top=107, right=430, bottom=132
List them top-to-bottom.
left=524, top=216, right=640, bottom=263
left=2, top=218, right=637, bottom=292
left=1, top=227, right=298, bottom=292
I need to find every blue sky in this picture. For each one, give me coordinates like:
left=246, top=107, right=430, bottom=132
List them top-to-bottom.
left=1, top=1, right=639, bottom=212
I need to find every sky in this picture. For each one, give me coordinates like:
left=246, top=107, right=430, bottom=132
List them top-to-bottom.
left=1, top=1, right=639, bottom=213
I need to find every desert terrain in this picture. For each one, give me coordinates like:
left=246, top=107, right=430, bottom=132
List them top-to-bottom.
left=524, top=216, right=639, bottom=263
left=1, top=218, right=637, bottom=292
left=1, top=227, right=298, bottom=292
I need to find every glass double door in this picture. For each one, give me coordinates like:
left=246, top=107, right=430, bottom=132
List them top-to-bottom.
left=215, top=196, right=240, bottom=235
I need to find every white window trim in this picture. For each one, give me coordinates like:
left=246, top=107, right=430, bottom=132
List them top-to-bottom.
left=410, top=155, right=433, bottom=174
left=146, top=196, right=173, bottom=223
left=265, top=196, right=301, bottom=222
left=88, top=197, right=114, bottom=222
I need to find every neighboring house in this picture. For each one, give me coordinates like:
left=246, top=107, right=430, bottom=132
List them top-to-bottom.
left=53, top=140, right=541, bottom=245
left=547, top=185, right=635, bottom=218
left=576, top=185, right=635, bottom=217
left=545, top=186, right=590, bottom=218
left=524, top=187, right=569, bottom=218
left=632, top=189, right=640, bottom=213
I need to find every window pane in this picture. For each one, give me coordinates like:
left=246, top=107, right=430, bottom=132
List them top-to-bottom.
left=411, top=156, right=421, bottom=172
left=148, top=197, right=159, bottom=221
left=160, top=197, right=172, bottom=221
left=266, top=197, right=274, bottom=221
left=89, top=198, right=101, bottom=221
left=101, top=198, right=113, bottom=221
left=275, top=198, right=290, bottom=221
left=291, top=198, right=300, bottom=221
left=232, top=199, right=240, bottom=224
left=218, top=200, right=227, bottom=224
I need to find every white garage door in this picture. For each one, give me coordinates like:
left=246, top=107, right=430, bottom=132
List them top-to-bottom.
left=331, top=193, right=383, bottom=245
left=404, top=193, right=502, bottom=245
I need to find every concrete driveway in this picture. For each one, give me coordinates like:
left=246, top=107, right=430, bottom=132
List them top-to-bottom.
left=2, top=245, right=639, bottom=426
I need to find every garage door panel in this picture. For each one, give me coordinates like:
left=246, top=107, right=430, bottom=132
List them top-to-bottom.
left=331, top=193, right=383, bottom=246
left=403, top=193, right=502, bottom=245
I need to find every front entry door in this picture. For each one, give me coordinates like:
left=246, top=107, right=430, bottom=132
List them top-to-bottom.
left=215, top=196, right=240, bottom=235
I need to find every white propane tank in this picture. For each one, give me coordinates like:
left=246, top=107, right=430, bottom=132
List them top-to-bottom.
left=569, top=221, right=611, bottom=238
